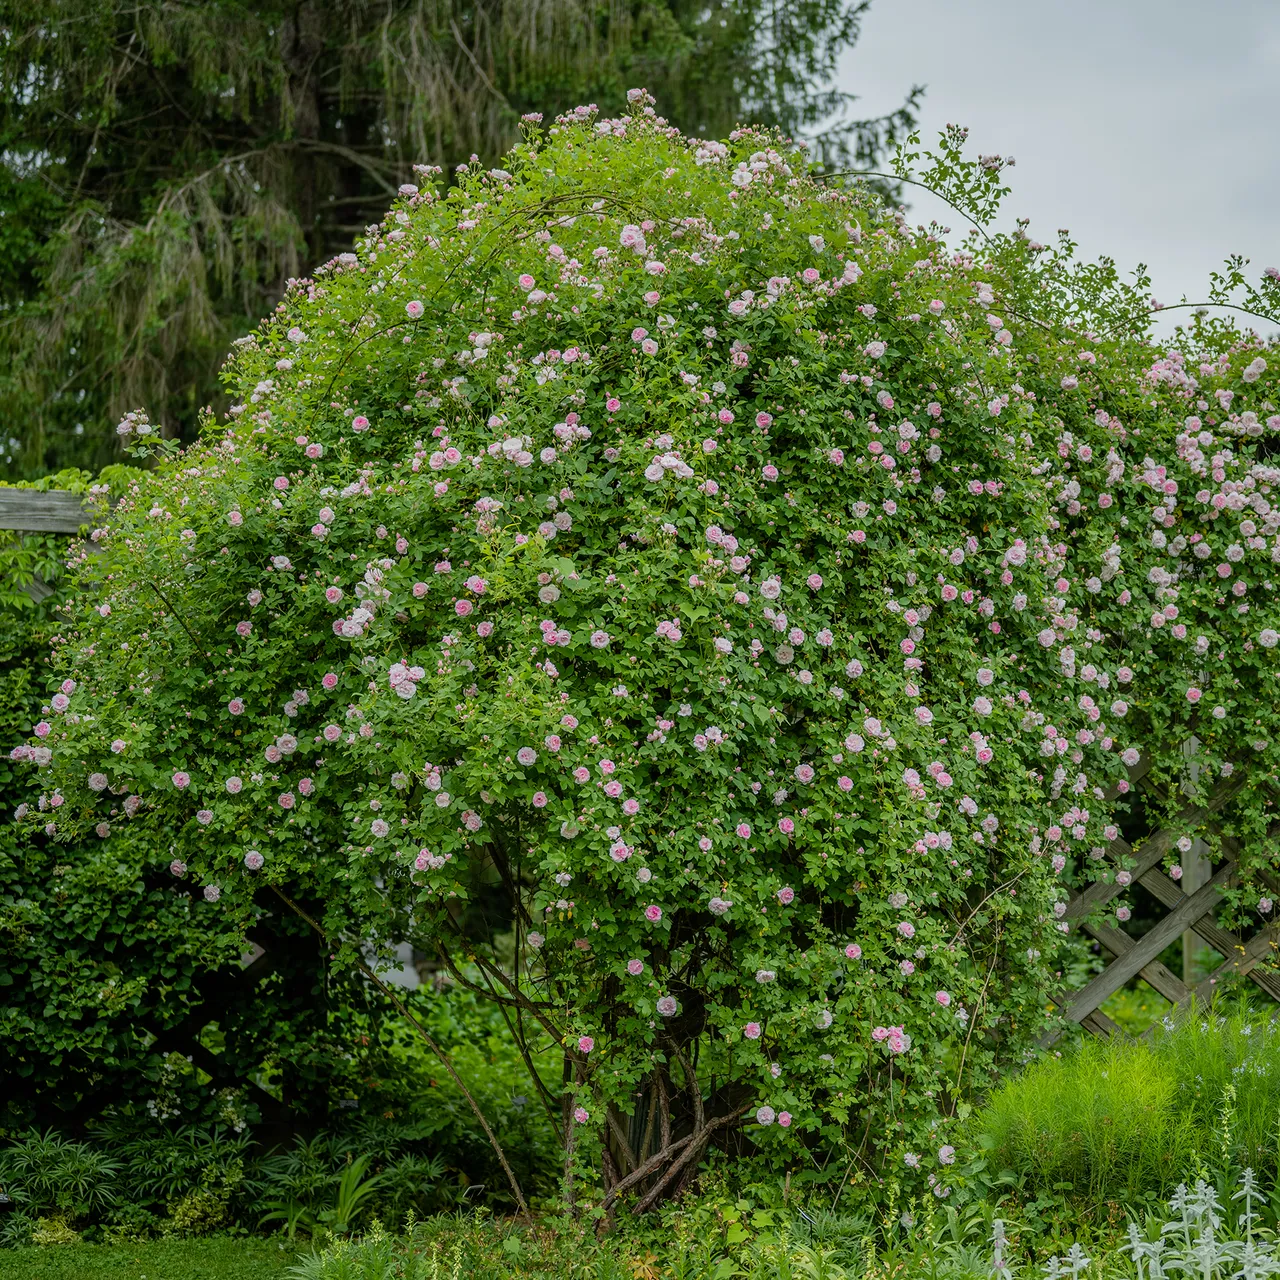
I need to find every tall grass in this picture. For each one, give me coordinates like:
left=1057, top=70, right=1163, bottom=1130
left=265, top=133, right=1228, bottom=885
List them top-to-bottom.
left=977, top=1006, right=1280, bottom=1204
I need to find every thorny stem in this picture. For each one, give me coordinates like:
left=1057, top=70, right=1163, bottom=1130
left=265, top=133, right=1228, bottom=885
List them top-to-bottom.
left=145, top=579, right=207, bottom=655
left=952, top=924, right=1002, bottom=1106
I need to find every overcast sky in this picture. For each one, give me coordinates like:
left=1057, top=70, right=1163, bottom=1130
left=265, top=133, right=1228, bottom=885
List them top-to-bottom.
left=839, top=0, right=1280, bottom=333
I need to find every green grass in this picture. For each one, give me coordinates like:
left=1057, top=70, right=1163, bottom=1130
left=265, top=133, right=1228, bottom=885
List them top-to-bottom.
left=976, top=1003, right=1280, bottom=1206
left=0, top=1236, right=299, bottom=1280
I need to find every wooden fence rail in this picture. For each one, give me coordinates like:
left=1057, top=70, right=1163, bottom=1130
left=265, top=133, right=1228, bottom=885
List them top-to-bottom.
left=0, top=489, right=93, bottom=532
left=1049, top=765, right=1280, bottom=1041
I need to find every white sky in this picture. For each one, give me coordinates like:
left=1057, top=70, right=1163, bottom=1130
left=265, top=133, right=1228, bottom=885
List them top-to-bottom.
left=838, top=0, right=1280, bottom=332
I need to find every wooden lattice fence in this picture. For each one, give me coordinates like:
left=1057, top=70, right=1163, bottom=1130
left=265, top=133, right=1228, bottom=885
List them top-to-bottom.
left=1050, top=762, right=1280, bottom=1041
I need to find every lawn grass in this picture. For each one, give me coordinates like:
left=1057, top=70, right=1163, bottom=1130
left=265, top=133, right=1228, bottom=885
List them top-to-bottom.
left=0, top=1236, right=300, bottom=1280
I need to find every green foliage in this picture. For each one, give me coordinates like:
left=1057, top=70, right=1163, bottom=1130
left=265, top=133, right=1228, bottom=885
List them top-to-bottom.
left=0, top=0, right=918, bottom=478
left=0, top=466, right=373, bottom=1133
left=0, top=471, right=93, bottom=611
left=0, top=974, right=558, bottom=1240
left=974, top=1008, right=1280, bottom=1212
left=0, top=1132, right=121, bottom=1223
left=261, top=1154, right=389, bottom=1239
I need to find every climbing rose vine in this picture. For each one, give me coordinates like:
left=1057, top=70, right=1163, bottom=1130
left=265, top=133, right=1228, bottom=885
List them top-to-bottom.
left=15, top=90, right=1280, bottom=1206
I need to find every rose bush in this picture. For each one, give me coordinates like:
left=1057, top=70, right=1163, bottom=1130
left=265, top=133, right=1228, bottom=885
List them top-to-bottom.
left=15, top=91, right=1280, bottom=1208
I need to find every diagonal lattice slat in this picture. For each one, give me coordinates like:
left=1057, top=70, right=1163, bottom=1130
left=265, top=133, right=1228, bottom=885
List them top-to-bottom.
left=1049, top=761, right=1280, bottom=1040
left=1064, top=864, right=1237, bottom=1023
